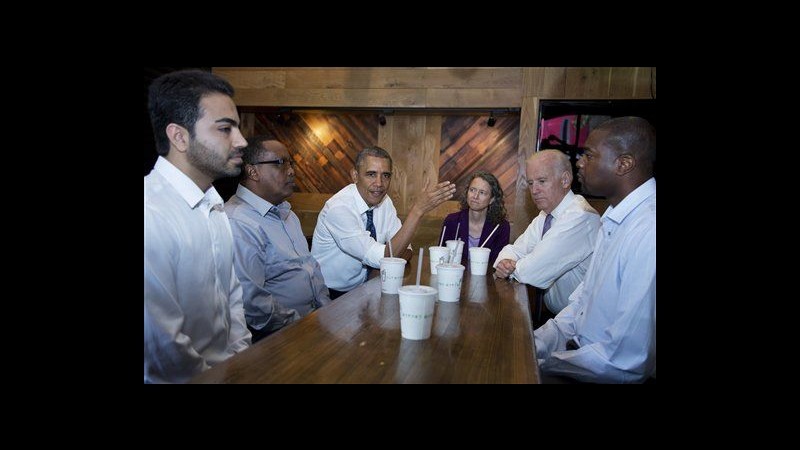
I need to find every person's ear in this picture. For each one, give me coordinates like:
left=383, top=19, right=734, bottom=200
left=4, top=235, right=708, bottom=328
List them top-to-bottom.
left=166, top=123, right=189, bottom=153
left=616, top=153, right=635, bottom=176
left=246, top=164, right=258, bottom=181
left=351, top=168, right=358, bottom=183
left=561, top=171, right=571, bottom=188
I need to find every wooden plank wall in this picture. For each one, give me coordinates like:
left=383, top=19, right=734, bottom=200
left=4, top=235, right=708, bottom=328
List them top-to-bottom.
left=215, top=67, right=656, bottom=244
left=252, top=111, right=377, bottom=193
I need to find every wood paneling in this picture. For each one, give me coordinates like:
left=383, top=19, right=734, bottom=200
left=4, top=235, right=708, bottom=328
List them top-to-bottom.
left=208, top=67, right=656, bottom=244
left=522, top=67, right=566, bottom=99
left=565, top=67, right=613, bottom=99
left=284, top=68, right=522, bottom=89
left=220, top=70, right=286, bottom=89
left=514, top=79, right=540, bottom=239
left=235, top=88, right=428, bottom=108
left=425, top=88, right=522, bottom=107
left=252, top=112, right=378, bottom=194
left=438, top=114, right=520, bottom=230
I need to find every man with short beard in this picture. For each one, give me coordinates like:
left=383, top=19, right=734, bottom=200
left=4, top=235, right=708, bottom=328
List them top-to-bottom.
left=145, top=70, right=251, bottom=383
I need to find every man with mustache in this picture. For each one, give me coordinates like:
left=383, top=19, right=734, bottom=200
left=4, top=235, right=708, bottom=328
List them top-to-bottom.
left=145, top=69, right=251, bottom=383
left=225, top=134, right=331, bottom=343
left=313, top=146, right=457, bottom=299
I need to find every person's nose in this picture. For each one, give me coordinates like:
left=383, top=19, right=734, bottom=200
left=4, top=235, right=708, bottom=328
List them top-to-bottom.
left=232, top=128, right=247, bottom=149
left=576, top=157, right=585, bottom=169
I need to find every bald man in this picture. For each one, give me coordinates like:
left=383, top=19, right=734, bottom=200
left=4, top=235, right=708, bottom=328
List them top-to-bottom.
left=535, top=116, right=657, bottom=383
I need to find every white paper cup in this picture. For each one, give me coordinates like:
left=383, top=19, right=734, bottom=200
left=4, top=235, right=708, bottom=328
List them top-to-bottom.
left=429, top=246, right=450, bottom=274
left=468, top=247, right=491, bottom=276
left=380, top=257, right=407, bottom=294
left=435, top=263, right=465, bottom=302
left=398, top=285, right=437, bottom=340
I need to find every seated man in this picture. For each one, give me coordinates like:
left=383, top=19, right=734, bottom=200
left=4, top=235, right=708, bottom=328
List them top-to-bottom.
left=144, top=69, right=250, bottom=383
left=534, top=117, right=656, bottom=383
left=225, top=134, right=330, bottom=343
left=312, top=146, right=456, bottom=299
left=494, top=150, right=600, bottom=315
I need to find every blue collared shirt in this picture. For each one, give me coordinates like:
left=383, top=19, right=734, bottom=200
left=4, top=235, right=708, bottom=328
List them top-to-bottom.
left=535, top=178, right=657, bottom=383
left=225, top=185, right=330, bottom=332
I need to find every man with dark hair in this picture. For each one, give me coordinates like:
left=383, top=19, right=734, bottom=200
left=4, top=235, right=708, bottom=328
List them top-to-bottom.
left=144, top=69, right=250, bottom=383
left=534, top=116, right=656, bottom=383
left=225, top=134, right=331, bottom=343
left=312, top=146, right=457, bottom=299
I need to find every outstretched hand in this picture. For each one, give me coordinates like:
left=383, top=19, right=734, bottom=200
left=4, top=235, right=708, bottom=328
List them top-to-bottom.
left=412, top=181, right=457, bottom=215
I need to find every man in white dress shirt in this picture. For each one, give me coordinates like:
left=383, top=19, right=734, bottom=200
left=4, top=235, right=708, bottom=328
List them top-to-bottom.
left=144, top=70, right=251, bottom=383
left=534, top=116, right=656, bottom=383
left=312, top=146, right=456, bottom=299
left=494, top=150, right=600, bottom=316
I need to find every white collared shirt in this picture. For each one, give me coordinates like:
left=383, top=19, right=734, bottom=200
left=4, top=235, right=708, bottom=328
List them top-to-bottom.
left=144, top=157, right=250, bottom=384
left=311, top=184, right=402, bottom=292
left=495, top=191, right=601, bottom=313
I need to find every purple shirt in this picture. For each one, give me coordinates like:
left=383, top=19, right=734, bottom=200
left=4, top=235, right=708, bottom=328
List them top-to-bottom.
left=440, top=209, right=510, bottom=267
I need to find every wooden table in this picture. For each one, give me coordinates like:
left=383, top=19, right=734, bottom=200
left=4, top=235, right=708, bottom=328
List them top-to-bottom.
left=191, top=256, right=540, bottom=383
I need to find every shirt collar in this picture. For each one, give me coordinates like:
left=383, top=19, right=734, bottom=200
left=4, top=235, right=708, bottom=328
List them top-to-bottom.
left=153, top=156, right=223, bottom=210
left=604, top=177, right=656, bottom=224
left=349, top=183, right=374, bottom=215
left=234, top=184, right=292, bottom=219
left=545, top=190, right=576, bottom=220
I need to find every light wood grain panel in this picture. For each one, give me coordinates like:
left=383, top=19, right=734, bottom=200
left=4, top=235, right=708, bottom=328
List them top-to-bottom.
left=522, top=67, right=566, bottom=98
left=565, top=67, right=612, bottom=99
left=608, top=67, right=645, bottom=99
left=635, top=67, right=655, bottom=99
left=285, top=68, right=522, bottom=89
left=214, top=69, right=286, bottom=89
left=234, top=88, right=427, bottom=108
left=426, top=88, right=522, bottom=108
left=513, top=95, right=540, bottom=240
left=240, top=112, right=255, bottom=139
left=377, top=114, right=394, bottom=150
left=387, top=115, right=428, bottom=215
left=423, top=115, right=443, bottom=193
left=287, top=192, right=333, bottom=212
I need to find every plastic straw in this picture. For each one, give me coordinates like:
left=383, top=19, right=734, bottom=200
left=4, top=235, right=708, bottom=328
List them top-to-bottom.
left=454, top=222, right=460, bottom=241
left=480, top=224, right=501, bottom=248
left=439, top=226, right=446, bottom=247
left=388, top=239, right=393, bottom=258
left=416, top=247, right=424, bottom=287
